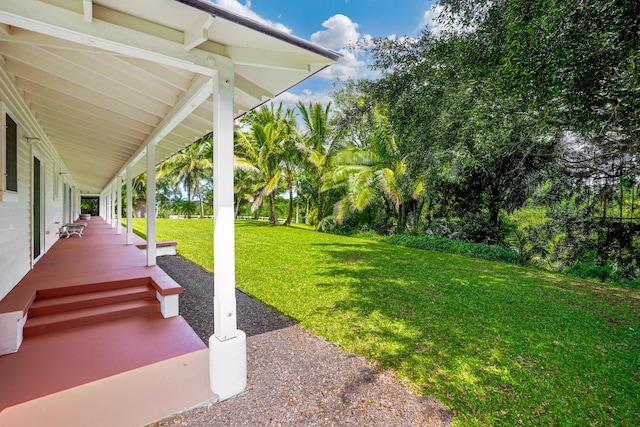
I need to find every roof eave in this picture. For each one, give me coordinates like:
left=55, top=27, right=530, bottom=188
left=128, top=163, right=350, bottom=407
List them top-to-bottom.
left=174, top=0, right=342, bottom=62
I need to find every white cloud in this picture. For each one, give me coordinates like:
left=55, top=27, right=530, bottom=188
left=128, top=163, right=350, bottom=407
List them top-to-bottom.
left=213, top=0, right=291, bottom=34
left=421, top=4, right=474, bottom=34
left=421, top=4, right=447, bottom=34
left=212, top=6, right=376, bottom=103
left=308, top=14, right=376, bottom=82
left=311, top=14, right=361, bottom=50
left=316, top=49, right=365, bottom=81
left=267, top=90, right=335, bottom=128
left=275, top=90, right=334, bottom=111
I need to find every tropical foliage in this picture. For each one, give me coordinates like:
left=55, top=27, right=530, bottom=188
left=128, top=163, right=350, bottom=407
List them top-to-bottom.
left=133, top=0, right=638, bottom=285
left=156, top=135, right=212, bottom=218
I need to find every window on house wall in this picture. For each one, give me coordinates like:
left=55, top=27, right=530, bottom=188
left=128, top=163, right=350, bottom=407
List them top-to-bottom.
left=1, top=104, right=19, bottom=202
left=5, top=114, right=17, bottom=192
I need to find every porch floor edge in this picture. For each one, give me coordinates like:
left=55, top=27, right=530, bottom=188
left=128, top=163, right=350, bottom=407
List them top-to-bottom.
left=0, top=348, right=218, bottom=427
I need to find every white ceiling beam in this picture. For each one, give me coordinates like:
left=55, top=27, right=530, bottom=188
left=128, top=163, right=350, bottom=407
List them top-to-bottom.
left=0, top=0, right=223, bottom=76
left=82, top=0, right=93, bottom=23
left=184, top=14, right=214, bottom=51
left=0, top=23, right=10, bottom=36
left=0, top=27, right=112, bottom=53
left=0, top=42, right=175, bottom=110
left=228, top=46, right=319, bottom=72
left=49, top=47, right=179, bottom=105
left=0, top=51, right=54, bottom=144
left=118, top=57, right=192, bottom=91
left=115, top=74, right=214, bottom=177
left=235, top=74, right=274, bottom=102
left=15, top=76, right=159, bottom=128
left=24, top=88, right=154, bottom=134
left=36, top=107, right=146, bottom=144
left=180, top=113, right=213, bottom=132
left=172, top=120, right=208, bottom=140
left=44, top=126, right=140, bottom=153
left=49, top=135, right=136, bottom=157
left=47, top=139, right=132, bottom=162
left=50, top=150, right=132, bottom=172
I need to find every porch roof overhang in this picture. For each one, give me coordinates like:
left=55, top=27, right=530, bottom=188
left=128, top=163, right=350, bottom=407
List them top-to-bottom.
left=0, top=0, right=339, bottom=194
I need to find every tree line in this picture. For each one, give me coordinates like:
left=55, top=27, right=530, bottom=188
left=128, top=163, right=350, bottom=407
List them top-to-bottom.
left=138, top=0, right=639, bottom=284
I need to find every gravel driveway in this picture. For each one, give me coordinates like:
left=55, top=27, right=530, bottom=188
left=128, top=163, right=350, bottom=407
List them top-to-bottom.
left=149, top=255, right=451, bottom=427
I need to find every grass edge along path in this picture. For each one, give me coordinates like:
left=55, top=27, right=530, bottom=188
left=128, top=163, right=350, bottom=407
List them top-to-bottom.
left=132, top=219, right=640, bottom=427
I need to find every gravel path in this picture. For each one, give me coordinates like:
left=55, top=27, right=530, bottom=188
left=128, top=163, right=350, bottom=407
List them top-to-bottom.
left=150, top=255, right=451, bottom=427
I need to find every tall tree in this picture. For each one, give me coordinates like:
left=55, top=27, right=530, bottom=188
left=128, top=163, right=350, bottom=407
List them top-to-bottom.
left=359, top=6, right=561, bottom=231
left=296, top=102, right=341, bottom=227
left=235, top=103, right=298, bottom=226
left=325, top=106, right=419, bottom=229
left=156, top=138, right=212, bottom=218
left=233, top=169, right=260, bottom=218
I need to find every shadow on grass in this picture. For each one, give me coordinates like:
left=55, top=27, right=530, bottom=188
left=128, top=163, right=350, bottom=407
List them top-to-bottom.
left=307, top=241, right=640, bottom=426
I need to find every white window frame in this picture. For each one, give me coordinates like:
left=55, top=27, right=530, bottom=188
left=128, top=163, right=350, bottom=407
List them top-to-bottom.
left=0, top=102, right=19, bottom=203
left=53, top=164, right=59, bottom=200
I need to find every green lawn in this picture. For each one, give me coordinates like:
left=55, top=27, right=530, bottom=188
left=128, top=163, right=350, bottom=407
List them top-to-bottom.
left=132, top=218, right=640, bottom=427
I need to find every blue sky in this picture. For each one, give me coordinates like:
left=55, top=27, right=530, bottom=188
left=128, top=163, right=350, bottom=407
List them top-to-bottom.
left=213, top=0, right=441, bottom=107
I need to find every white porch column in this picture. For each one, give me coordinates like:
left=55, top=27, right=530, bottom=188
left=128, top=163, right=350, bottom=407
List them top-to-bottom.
left=209, top=66, right=246, bottom=401
left=146, top=144, right=157, bottom=266
left=126, top=166, right=133, bottom=245
left=116, top=177, right=122, bottom=235
left=111, top=181, right=117, bottom=228
left=73, top=188, right=78, bottom=220
left=106, top=188, right=111, bottom=224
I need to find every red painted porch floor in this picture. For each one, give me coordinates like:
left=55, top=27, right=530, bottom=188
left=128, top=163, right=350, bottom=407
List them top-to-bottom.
left=0, top=217, right=217, bottom=427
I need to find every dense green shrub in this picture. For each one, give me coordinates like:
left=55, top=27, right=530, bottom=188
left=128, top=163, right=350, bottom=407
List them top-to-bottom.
left=306, top=208, right=319, bottom=226
left=458, top=212, right=504, bottom=243
left=423, top=217, right=461, bottom=240
left=384, top=234, right=521, bottom=264
left=564, top=261, right=612, bottom=281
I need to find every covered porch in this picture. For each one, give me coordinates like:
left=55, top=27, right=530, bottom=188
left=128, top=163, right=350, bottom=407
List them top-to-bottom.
left=0, top=0, right=338, bottom=424
left=0, top=217, right=215, bottom=426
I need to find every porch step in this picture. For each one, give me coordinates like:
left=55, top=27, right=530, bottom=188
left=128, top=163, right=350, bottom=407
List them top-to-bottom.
left=34, top=277, right=153, bottom=300
left=24, top=281, right=160, bottom=338
left=28, top=285, right=156, bottom=317
left=24, top=300, right=159, bottom=338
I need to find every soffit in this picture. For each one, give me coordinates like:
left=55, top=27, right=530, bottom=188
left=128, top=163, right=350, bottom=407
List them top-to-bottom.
left=0, top=0, right=337, bottom=193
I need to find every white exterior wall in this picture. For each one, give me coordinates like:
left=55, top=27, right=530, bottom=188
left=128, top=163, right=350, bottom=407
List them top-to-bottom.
left=0, top=63, right=68, bottom=302
left=0, top=129, right=30, bottom=301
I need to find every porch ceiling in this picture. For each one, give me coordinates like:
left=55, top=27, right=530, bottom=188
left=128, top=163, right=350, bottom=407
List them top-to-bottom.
left=0, top=0, right=338, bottom=193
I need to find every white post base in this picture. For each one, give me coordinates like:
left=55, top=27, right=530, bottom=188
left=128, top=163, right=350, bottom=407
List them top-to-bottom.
left=157, top=292, right=179, bottom=318
left=0, top=311, right=26, bottom=355
left=209, top=330, right=247, bottom=401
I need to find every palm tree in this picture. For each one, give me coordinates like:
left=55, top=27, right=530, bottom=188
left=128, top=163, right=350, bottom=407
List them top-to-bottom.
left=296, top=101, right=341, bottom=227
left=235, top=103, right=298, bottom=226
left=324, top=106, right=419, bottom=224
left=235, top=118, right=284, bottom=225
left=279, top=118, right=300, bottom=226
left=156, top=138, right=212, bottom=218
left=233, top=169, right=260, bottom=218
left=129, top=173, right=147, bottom=218
left=171, top=198, right=198, bottom=218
